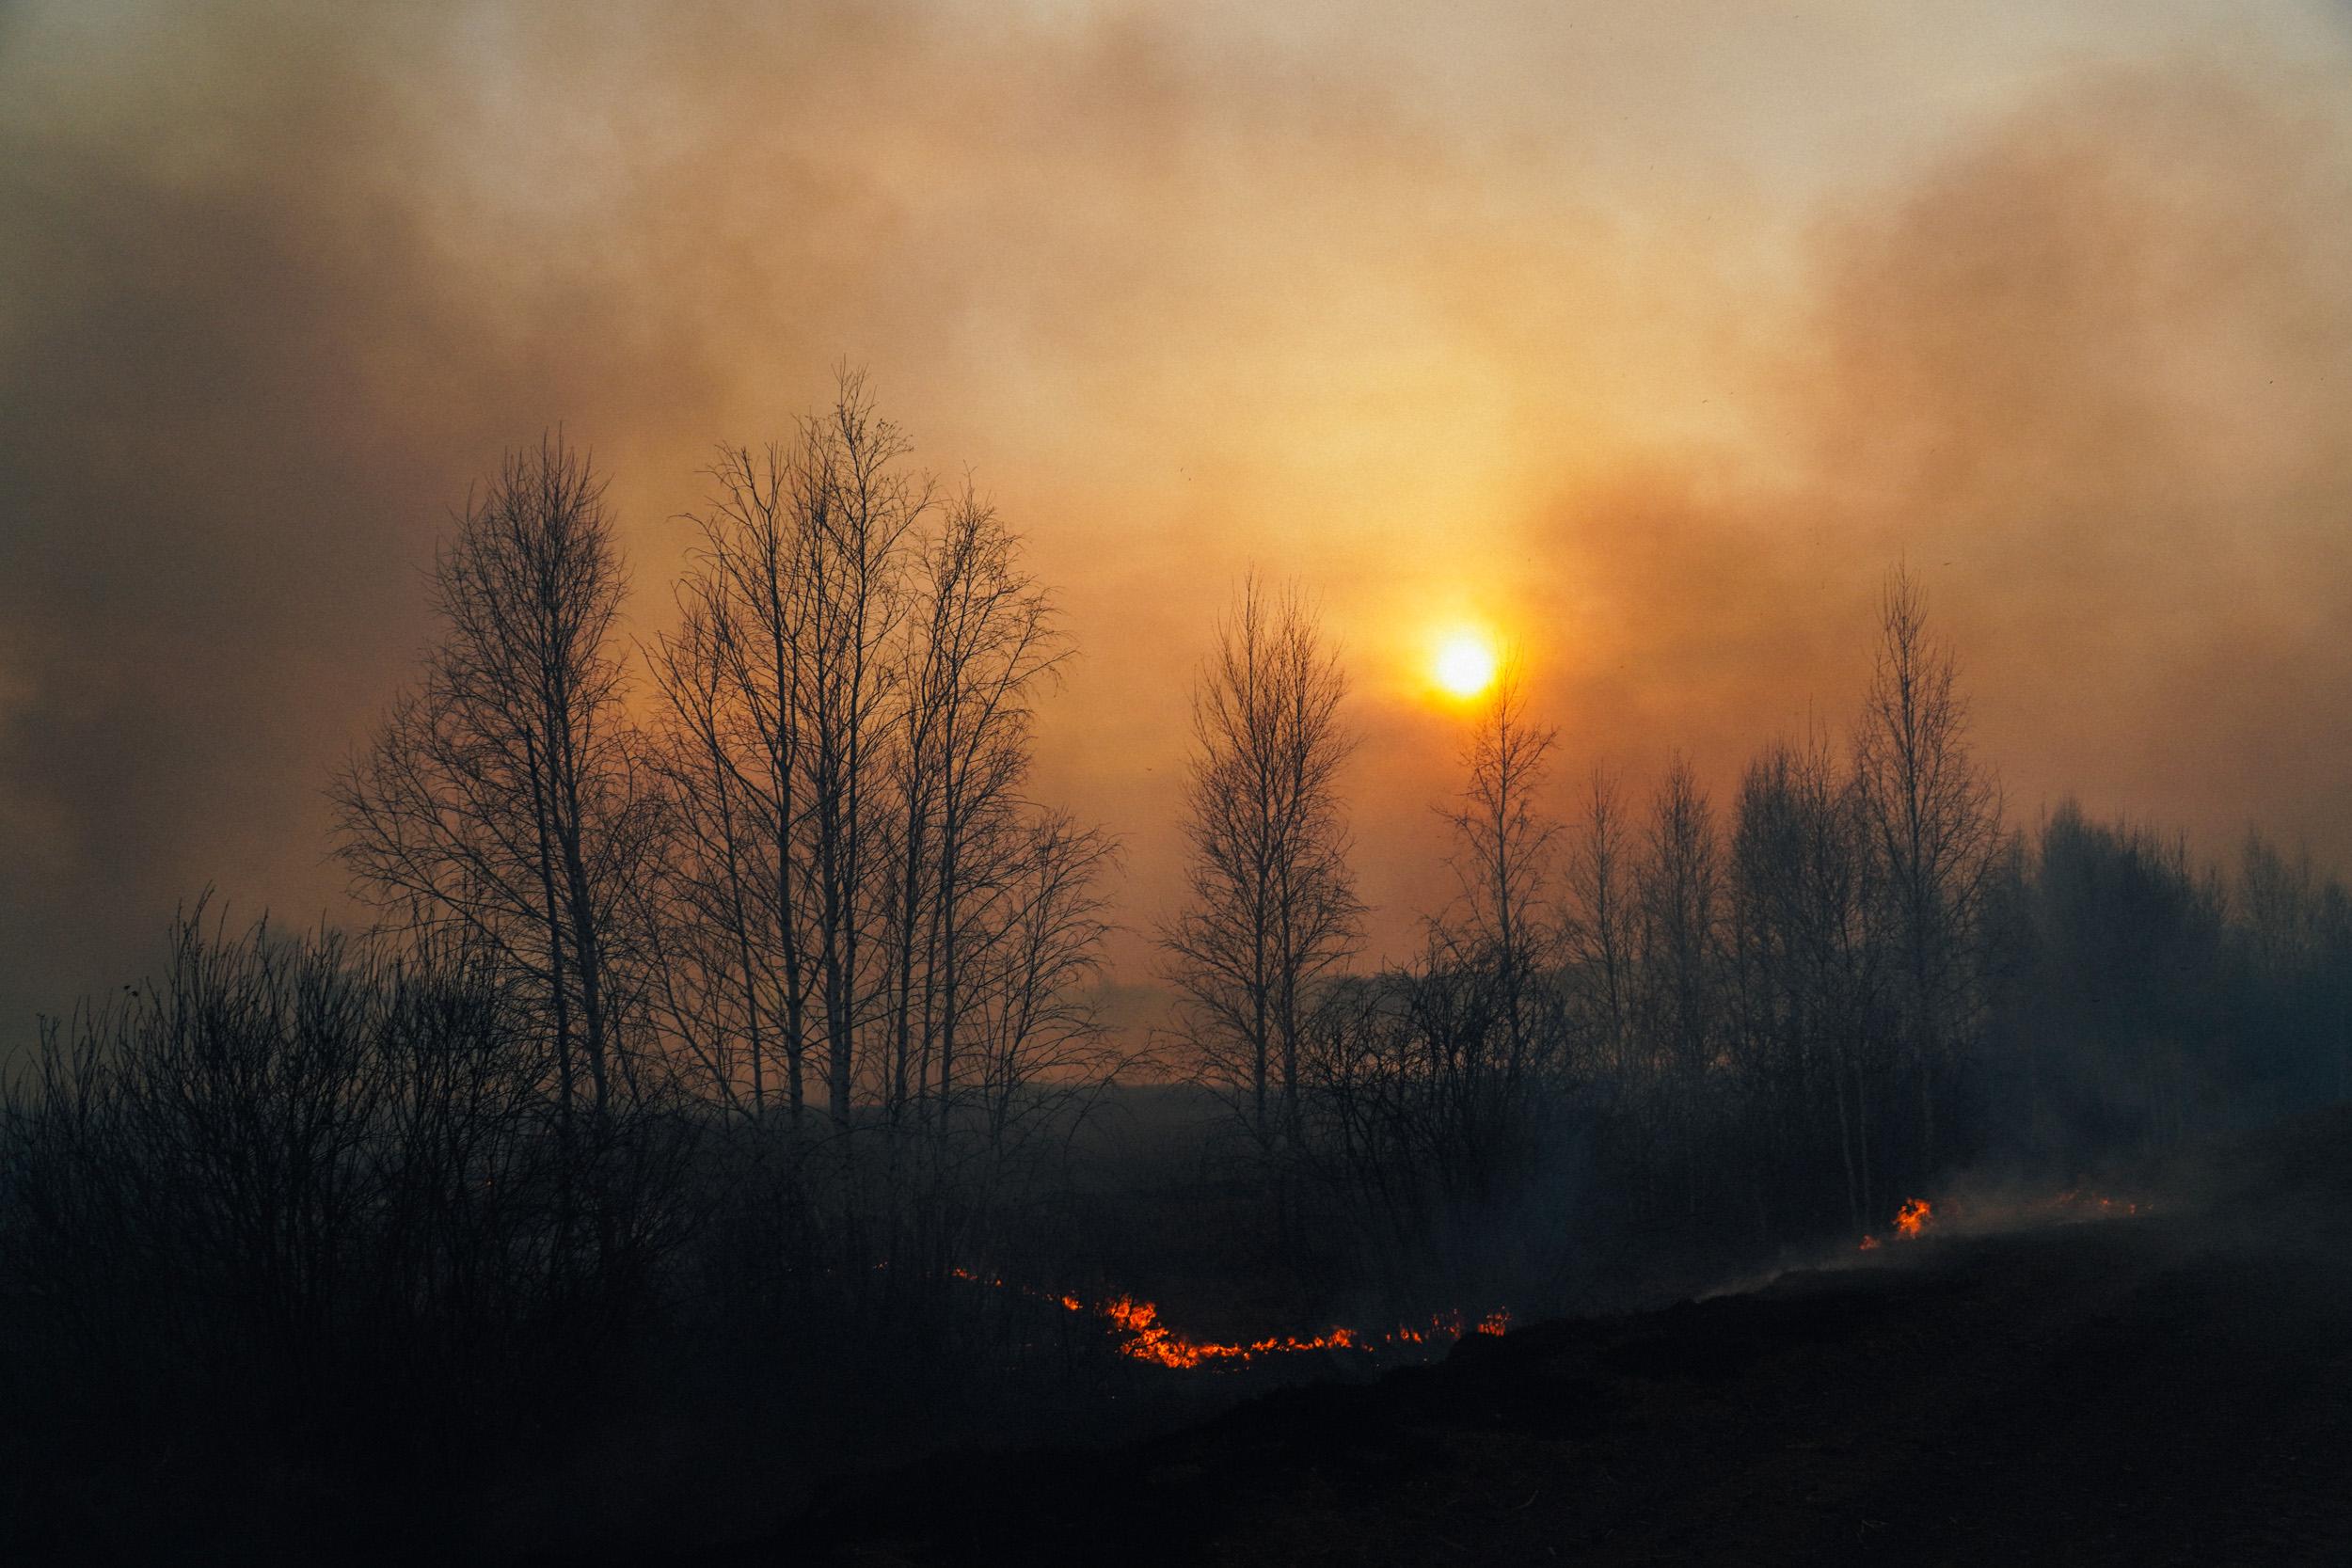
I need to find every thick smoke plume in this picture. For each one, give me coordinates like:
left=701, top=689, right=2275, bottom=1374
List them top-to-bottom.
left=4, top=3, right=2350, bottom=1036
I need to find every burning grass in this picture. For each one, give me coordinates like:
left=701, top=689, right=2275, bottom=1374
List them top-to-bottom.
left=1858, top=1196, right=1932, bottom=1252
left=945, top=1265, right=1508, bottom=1370
left=1099, top=1297, right=1511, bottom=1370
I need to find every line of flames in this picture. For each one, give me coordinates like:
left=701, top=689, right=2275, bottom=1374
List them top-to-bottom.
left=943, top=1266, right=1508, bottom=1369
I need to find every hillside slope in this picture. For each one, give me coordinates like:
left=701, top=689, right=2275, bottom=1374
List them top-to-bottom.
left=739, top=1110, right=2352, bottom=1566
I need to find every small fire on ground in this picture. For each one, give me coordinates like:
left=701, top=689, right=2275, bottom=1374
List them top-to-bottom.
left=1858, top=1189, right=2146, bottom=1251
left=1858, top=1196, right=1931, bottom=1251
left=1853, top=1203, right=1929, bottom=1250
left=946, top=1266, right=1509, bottom=1370
left=1102, top=1295, right=1511, bottom=1370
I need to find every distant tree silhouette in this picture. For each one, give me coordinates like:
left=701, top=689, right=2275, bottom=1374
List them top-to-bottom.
left=646, top=373, right=1116, bottom=1301
left=660, top=379, right=925, bottom=1132
left=330, top=434, right=675, bottom=1283
left=333, top=435, right=658, bottom=1123
left=895, top=485, right=1096, bottom=1133
left=1854, top=568, right=2002, bottom=1176
left=1161, top=575, right=1363, bottom=1168
left=1434, top=671, right=1564, bottom=1093
left=1297, top=678, right=1576, bottom=1303
left=1728, top=734, right=1880, bottom=1230
left=1633, top=755, right=1727, bottom=1215
left=1564, top=768, right=1637, bottom=1106
left=1996, top=804, right=2222, bottom=1153
left=2235, top=831, right=2352, bottom=1106
left=0, top=906, right=657, bottom=1462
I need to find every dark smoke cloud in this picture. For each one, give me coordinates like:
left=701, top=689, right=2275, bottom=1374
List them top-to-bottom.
left=4, top=3, right=2351, bottom=1037
left=0, top=4, right=748, bottom=1031
left=1758, top=63, right=2352, bottom=849
left=1801, top=65, right=2352, bottom=858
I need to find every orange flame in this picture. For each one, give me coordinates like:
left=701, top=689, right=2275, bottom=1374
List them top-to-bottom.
left=1857, top=1189, right=2145, bottom=1253
left=1857, top=1197, right=1932, bottom=1251
left=933, top=1261, right=1507, bottom=1370
left=1102, top=1294, right=1391, bottom=1369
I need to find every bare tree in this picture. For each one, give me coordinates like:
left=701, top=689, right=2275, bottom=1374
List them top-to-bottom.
left=648, top=374, right=932, bottom=1131
left=792, top=379, right=931, bottom=1126
left=648, top=381, right=1117, bottom=1303
left=333, top=434, right=658, bottom=1130
left=648, top=438, right=819, bottom=1124
left=898, top=488, right=1070, bottom=1123
left=865, top=493, right=1115, bottom=1286
left=645, top=562, right=792, bottom=1121
left=1853, top=567, right=2001, bottom=1173
left=1161, top=575, right=1363, bottom=1161
left=1433, top=669, right=1563, bottom=1092
left=1294, top=676, right=1573, bottom=1295
left=1729, top=733, right=1881, bottom=1230
left=1633, top=754, right=1725, bottom=1214
left=1564, top=768, right=1636, bottom=1092
left=953, top=807, right=1118, bottom=1156
left=2232, top=831, right=2352, bottom=1110
left=0, top=899, right=694, bottom=1505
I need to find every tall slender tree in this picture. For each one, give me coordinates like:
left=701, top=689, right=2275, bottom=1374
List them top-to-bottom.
left=651, top=378, right=1111, bottom=1170
left=333, top=434, right=655, bottom=1128
left=1854, top=568, right=2001, bottom=1174
left=1161, top=576, right=1363, bottom=1160
left=1434, top=670, right=1563, bottom=1093
left=1635, top=755, right=1725, bottom=1213
left=1565, top=768, right=1636, bottom=1093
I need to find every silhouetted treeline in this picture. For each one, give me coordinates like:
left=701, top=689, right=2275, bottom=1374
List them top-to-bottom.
left=0, top=381, right=1135, bottom=1559
left=3, top=385, right=2347, bottom=1557
left=1164, top=573, right=2352, bottom=1307
left=1982, top=807, right=2352, bottom=1158
left=2, top=911, right=689, bottom=1433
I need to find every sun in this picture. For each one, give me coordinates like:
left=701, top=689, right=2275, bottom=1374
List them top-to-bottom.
left=1432, top=630, right=1501, bottom=700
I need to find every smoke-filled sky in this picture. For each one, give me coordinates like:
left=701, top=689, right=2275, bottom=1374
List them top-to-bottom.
left=5, top=0, right=2352, bottom=1037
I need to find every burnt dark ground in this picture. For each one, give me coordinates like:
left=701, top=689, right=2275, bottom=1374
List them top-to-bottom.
left=686, top=1108, right=2352, bottom=1567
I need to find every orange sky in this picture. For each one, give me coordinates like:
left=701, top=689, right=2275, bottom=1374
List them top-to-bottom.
left=4, top=1, right=2352, bottom=1028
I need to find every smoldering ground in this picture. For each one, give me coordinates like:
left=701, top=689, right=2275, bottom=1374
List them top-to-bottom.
left=5, top=2, right=2352, bottom=1038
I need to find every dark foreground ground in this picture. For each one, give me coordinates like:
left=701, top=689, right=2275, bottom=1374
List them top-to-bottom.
left=698, top=1109, right=2352, bottom=1566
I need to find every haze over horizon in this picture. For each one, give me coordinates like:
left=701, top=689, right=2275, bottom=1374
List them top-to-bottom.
left=7, top=0, right=2352, bottom=1037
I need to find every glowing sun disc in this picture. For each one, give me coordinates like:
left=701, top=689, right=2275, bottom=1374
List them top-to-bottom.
left=1433, top=632, right=1500, bottom=698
